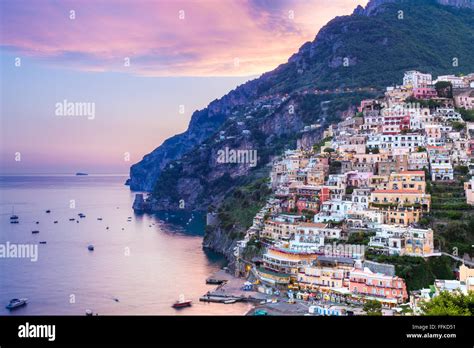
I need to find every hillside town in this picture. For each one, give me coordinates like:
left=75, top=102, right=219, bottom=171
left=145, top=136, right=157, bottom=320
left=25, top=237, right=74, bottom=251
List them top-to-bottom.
left=232, top=71, right=474, bottom=315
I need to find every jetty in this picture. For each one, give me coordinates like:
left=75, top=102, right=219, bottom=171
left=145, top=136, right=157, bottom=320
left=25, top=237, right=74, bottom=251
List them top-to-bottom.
left=200, top=269, right=266, bottom=304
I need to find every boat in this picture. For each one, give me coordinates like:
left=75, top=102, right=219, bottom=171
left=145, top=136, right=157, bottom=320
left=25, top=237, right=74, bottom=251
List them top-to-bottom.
left=75, top=172, right=88, bottom=176
left=10, top=207, right=19, bottom=220
left=46, top=210, right=51, bottom=213
left=78, top=213, right=86, bottom=218
left=69, top=218, right=75, bottom=221
left=97, top=218, right=103, bottom=221
left=10, top=220, right=19, bottom=224
left=35, top=221, right=39, bottom=224
left=54, top=221, right=58, bottom=224
left=31, top=230, right=40, bottom=234
left=39, top=241, right=47, bottom=244
left=88, top=245, right=94, bottom=251
left=206, top=278, right=224, bottom=285
left=172, top=295, right=192, bottom=308
left=6, top=298, right=28, bottom=310
left=224, top=299, right=237, bottom=304
left=85, top=309, right=93, bottom=316
left=253, top=309, right=268, bottom=316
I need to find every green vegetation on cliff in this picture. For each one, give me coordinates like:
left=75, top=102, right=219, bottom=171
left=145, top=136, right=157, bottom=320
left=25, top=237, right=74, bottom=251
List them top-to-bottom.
left=216, top=177, right=272, bottom=236
left=366, top=253, right=456, bottom=291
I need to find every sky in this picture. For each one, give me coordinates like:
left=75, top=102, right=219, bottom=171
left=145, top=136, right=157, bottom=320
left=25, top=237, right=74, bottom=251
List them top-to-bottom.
left=0, top=0, right=368, bottom=174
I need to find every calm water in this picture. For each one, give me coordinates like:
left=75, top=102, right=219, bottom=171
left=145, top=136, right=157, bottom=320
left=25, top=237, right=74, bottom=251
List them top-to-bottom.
left=0, top=175, right=250, bottom=315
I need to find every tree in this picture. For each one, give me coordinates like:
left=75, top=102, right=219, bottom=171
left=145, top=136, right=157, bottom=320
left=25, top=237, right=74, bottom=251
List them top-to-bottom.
left=435, top=81, right=453, bottom=98
left=457, top=108, right=474, bottom=122
left=450, top=121, right=465, bottom=132
left=416, top=146, right=426, bottom=153
left=421, top=291, right=474, bottom=316
left=363, top=300, right=382, bottom=316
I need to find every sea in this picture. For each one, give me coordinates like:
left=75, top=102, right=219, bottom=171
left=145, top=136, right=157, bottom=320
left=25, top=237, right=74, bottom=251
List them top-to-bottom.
left=0, top=175, right=251, bottom=315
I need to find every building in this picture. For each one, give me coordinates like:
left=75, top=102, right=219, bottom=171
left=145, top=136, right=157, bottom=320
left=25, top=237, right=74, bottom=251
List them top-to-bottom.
left=403, top=71, right=432, bottom=89
left=434, top=75, right=467, bottom=89
left=413, top=87, right=437, bottom=99
left=453, top=88, right=474, bottom=110
left=388, top=171, right=427, bottom=192
left=465, top=178, right=474, bottom=205
left=371, top=190, right=430, bottom=211
left=262, top=219, right=299, bottom=241
left=369, top=225, right=435, bottom=256
left=260, top=242, right=320, bottom=282
left=297, top=256, right=354, bottom=291
left=459, top=264, right=474, bottom=292
left=349, top=267, right=408, bottom=305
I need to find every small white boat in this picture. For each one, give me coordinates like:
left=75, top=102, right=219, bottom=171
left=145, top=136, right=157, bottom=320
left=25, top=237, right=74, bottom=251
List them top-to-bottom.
left=6, top=298, right=28, bottom=310
left=85, top=309, right=93, bottom=316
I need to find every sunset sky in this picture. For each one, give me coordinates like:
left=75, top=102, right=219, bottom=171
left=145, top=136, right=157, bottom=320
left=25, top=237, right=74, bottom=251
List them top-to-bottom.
left=0, top=0, right=368, bottom=174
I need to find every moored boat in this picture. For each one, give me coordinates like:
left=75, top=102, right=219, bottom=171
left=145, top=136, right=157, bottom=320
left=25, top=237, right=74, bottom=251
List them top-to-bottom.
left=172, top=294, right=192, bottom=308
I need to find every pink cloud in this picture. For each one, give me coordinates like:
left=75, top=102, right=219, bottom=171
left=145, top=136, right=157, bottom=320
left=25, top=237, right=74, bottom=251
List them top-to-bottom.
left=1, top=0, right=368, bottom=76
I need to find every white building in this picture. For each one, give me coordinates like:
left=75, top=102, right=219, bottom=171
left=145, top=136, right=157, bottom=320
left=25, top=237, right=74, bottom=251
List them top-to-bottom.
left=403, top=71, right=432, bottom=89
left=434, top=75, right=467, bottom=89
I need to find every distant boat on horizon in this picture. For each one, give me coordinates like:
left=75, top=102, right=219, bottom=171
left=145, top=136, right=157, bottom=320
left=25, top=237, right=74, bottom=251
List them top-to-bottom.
left=75, top=172, right=89, bottom=176
left=10, top=206, right=19, bottom=221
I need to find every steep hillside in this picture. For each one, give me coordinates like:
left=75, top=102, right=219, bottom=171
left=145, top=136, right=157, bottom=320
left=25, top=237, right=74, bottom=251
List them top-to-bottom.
left=131, top=0, right=474, bottom=203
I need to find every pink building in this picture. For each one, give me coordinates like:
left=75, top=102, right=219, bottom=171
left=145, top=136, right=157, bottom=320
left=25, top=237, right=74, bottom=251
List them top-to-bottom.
left=412, top=87, right=437, bottom=99
left=346, top=171, right=373, bottom=188
left=349, top=267, right=408, bottom=303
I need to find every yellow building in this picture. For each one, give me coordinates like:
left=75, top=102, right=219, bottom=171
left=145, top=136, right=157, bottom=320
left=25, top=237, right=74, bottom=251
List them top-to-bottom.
left=388, top=171, right=426, bottom=192
left=371, top=190, right=431, bottom=212
left=381, top=207, right=422, bottom=225
left=262, top=220, right=298, bottom=241
left=261, top=244, right=320, bottom=284
left=296, top=257, right=353, bottom=291
left=459, top=264, right=474, bottom=291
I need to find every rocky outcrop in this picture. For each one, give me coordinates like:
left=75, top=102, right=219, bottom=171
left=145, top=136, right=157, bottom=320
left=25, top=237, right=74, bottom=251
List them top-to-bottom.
left=129, top=79, right=262, bottom=191
left=203, top=225, right=240, bottom=263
